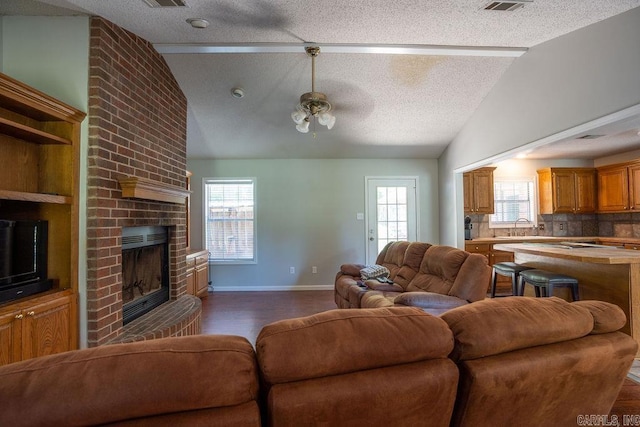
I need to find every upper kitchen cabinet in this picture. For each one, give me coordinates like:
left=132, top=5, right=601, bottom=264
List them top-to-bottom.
left=597, top=160, right=640, bottom=212
left=463, top=167, right=496, bottom=214
left=537, top=168, right=597, bottom=214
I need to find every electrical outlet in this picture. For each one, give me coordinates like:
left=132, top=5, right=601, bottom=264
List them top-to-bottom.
left=559, top=223, right=564, bottom=230
left=538, top=224, right=545, bottom=231
left=312, top=266, right=317, bottom=274
left=290, top=267, right=295, bottom=274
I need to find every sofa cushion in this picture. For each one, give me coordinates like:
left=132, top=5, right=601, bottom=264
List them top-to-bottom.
left=376, top=241, right=410, bottom=279
left=393, top=242, right=432, bottom=288
left=364, top=279, right=404, bottom=292
left=395, top=292, right=469, bottom=310
left=441, top=297, right=594, bottom=362
left=573, top=300, right=627, bottom=334
left=256, top=307, right=454, bottom=385
left=0, top=335, right=260, bottom=426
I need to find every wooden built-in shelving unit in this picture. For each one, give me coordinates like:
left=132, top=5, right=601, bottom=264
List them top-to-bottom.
left=0, top=72, right=85, bottom=366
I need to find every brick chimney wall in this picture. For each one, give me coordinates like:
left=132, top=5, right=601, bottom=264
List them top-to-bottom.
left=86, top=17, right=188, bottom=346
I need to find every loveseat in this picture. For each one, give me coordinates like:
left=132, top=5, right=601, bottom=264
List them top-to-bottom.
left=335, top=241, right=491, bottom=314
left=0, top=297, right=636, bottom=426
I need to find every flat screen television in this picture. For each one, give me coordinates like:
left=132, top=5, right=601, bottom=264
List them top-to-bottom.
left=0, top=220, right=52, bottom=304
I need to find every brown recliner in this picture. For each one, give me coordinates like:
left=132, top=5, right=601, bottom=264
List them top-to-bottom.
left=334, top=241, right=415, bottom=308
left=336, top=242, right=490, bottom=315
left=441, top=297, right=638, bottom=427
left=255, top=307, right=459, bottom=427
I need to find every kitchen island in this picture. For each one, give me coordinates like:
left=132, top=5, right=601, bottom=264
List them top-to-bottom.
left=494, top=242, right=640, bottom=346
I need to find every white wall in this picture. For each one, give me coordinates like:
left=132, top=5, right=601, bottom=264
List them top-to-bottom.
left=439, top=7, right=640, bottom=247
left=2, top=16, right=90, bottom=347
left=188, top=158, right=439, bottom=290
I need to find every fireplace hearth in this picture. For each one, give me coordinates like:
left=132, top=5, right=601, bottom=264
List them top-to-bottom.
left=122, top=226, right=169, bottom=325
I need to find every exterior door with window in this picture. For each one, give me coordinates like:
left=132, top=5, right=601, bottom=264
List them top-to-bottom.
left=366, top=178, right=418, bottom=265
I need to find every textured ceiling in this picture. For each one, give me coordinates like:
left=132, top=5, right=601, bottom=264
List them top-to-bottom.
left=3, top=0, right=640, bottom=159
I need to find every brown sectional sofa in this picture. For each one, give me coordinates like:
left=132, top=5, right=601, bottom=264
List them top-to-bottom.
left=335, top=241, right=491, bottom=314
left=0, top=297, right=636, bottom=427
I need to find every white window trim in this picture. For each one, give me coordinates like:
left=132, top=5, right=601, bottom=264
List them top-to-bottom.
left=489, top=175, right=538, bottom=229
left=202, top=177, right=257, bottom=265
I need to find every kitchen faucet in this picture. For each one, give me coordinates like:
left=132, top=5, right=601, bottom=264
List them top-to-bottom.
left=512, top=218, right=531, bottom=236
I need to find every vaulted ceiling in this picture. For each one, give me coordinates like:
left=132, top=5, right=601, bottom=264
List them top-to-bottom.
left=3, top=0, right=640, bottom=159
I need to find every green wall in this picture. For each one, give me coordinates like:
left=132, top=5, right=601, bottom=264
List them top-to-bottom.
left=188, top=158, right=439, bottom=290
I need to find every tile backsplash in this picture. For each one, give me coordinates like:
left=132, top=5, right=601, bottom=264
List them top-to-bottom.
left=466, top=212, right=640, bottom=239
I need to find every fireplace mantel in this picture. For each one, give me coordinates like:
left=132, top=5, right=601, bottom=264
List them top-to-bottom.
left=118, top=176, right=189, bottom=204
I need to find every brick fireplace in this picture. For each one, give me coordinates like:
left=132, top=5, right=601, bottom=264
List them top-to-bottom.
left=86, top=17, right=197, bottom=346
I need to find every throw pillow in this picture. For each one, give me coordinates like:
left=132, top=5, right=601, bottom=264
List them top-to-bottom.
left=360, top=264, right=390, bottom=281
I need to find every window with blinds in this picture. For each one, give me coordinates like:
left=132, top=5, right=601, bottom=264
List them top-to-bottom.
left=489, top=177, right=537, bottom=228
left=204, top=178, right=256, bottom=263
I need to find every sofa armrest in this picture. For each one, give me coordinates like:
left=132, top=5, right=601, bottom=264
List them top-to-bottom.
left=340, top=263, right=366, bottom=277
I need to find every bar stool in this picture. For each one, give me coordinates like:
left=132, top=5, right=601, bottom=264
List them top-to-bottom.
left=490, top=262, right=534, bottom=297
left=517, top=269, right=580, bottom=301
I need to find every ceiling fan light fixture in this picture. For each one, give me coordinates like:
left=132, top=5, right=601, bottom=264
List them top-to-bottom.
left=291, top=47, right=336, bottom=133
left=296, top=119, right=310, bottom=133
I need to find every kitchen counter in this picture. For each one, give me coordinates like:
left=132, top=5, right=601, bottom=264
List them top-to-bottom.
left=469, top=236, right=640, bottom=245
left=493, top=242, right=640, bottom=265
left=494, top=242, right=640, bottom=351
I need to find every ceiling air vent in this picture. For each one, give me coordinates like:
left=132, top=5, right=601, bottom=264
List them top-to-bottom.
left=142, top=0, right=188, bottom=7
left=484, top=1, right=531, bottom=11
left=577, top=134, right=605, bottom=140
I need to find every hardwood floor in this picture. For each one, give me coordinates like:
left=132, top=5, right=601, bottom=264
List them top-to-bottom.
left=201, top=290, right=640, bottom=417
left=201, top=290, right=336, bottom=344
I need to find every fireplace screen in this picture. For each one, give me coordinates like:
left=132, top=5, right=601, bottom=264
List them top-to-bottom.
left=121, top=226, right=169, bottom=325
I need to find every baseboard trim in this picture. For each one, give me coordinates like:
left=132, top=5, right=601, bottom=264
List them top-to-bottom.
left=211, top=284, right=334, bottom=292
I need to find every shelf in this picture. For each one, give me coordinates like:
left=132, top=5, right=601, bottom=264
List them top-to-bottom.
left=0, top=117, right=72, bottom=145
left=118, top=176, right=190, bottom=204
left=0, top=189, right=72, bottom=204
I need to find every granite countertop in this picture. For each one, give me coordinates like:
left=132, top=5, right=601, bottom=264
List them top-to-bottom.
left=468, top=236, right=640, bottom=245
left=493, top=242, right=640, bottom=265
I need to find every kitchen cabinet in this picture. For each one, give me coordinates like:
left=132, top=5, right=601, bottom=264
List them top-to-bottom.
left=597, top=160, right=640, bottom=212
left=464, top=167, right=496, bottom=214
left=537, top=168, right=597, bottom=214
left=465, top=242, right=514, bottom=293
left=186, top=250, right=209, bottom=298
left=0, top=290, right=77, bottom=366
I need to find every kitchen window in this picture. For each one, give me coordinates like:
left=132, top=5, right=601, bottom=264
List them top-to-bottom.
left=489, top=177, right=537, bottom=229
left=204, top=178, right=256, bottom=263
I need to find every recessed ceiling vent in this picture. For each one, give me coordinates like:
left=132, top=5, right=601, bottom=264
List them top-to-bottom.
left=143, top=0, right=188, bottom=7
left=484, top=1, right=531, bottom=11
left=577, top=134, right=605, bottom=140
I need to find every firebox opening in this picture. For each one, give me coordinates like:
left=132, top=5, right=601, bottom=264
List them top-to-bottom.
left=122, top=226, right=170, bottom=325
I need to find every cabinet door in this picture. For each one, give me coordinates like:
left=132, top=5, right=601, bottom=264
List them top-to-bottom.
left=629, top=163, right=640, bottom=211
left=598, top=166, right=629, bottom=211
left=473, top=170, right=494, bottom=214
left=574, top=170, right=597, bottom=213
left=551, top=171, right=576, bottom=213
left=463, top=173, right=473, bottom=213
left=195, top=263, right=209, bottom=298
left=186, top=268, right=195, bottom=296
left=21, top=294, right=75, bottom=361
left=0, top=310, right=22, bottom=366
